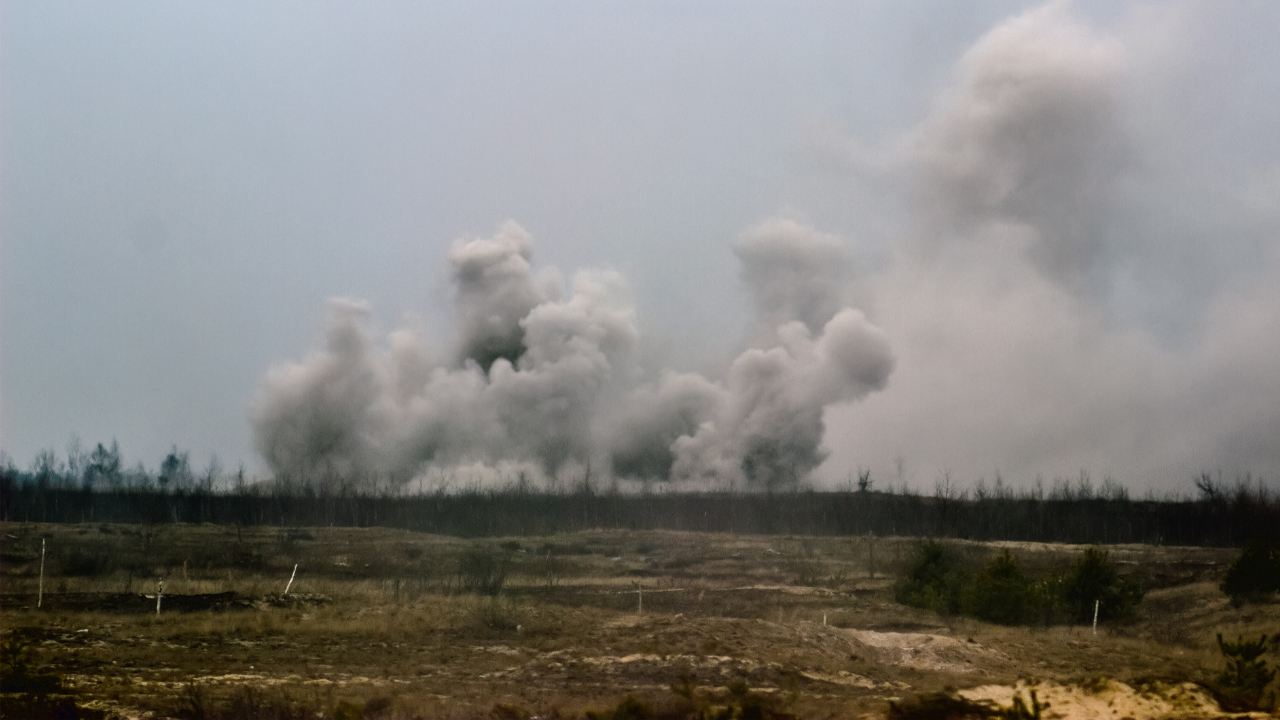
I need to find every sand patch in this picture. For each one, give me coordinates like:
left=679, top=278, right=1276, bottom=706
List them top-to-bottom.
left=847, top=630, right=1007, bottom=673
left=958, top=678, right=1261, bottom=720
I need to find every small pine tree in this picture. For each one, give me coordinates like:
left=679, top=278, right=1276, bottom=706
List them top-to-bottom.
left=895, top=540, right=969, bottom=616
left=1220, top=542, right=1280, bottom=607
left=1061, top=547, right=1143, bottom=623
left=968, top=549, right=1030, bottom=625
left=1213, top=633, right=1277, bottom=712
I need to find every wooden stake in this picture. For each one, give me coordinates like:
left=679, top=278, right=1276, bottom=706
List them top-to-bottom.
left=868, top=531, right=875, bottom=579
left=38, top=539, right=45, bottom=609
left=284, top=563, right=298, bottom=595
left=156, top=578, right=164, bottom=616
left=637, top=585, right=642, bottom=615
left=1092, top=599, right=1100, bottom=635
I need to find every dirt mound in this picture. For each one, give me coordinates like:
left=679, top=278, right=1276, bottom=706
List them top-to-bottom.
left=848, top=630, right=1009, bottom=674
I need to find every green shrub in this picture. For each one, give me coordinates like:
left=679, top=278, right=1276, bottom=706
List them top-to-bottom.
left=895, top=540, right=969, bottom=616
left=1220, top=542, right=1280, bottom=607
left=893, top=544, right=1142, bottom=628
left=455, top=548, right=508, bottom=596
left=1060, top=548, right=1143, bottom=623
left=967, top=549, right=1030, bottom=625
left=1026, top=575, right=1066, bottom=627
left=1211, top=633, right=1277, bottom=712
left=0, top=635, right=63, bottom=694
left=175, top=685, right=317, bottom=720
left=585, top=695, right=655, bottom=720
left=332, top=700, right=363, bottom=720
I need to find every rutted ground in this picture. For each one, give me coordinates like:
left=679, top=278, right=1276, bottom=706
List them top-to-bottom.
left=2, top=523, right=1276, bottom=718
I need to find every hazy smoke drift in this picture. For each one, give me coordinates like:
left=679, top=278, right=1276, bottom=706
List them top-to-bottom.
left=821, top=1, right=1280, bottom=486
left=912, top=1, right=1126, bottom=289
left=252, top=220, right=894, bottom=488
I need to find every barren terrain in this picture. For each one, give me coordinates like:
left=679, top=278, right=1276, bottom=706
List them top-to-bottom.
left=2, top=522, right=1277, bottom=718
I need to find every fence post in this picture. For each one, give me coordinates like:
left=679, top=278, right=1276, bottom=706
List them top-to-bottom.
left=38, top=538, right=45, bottom=609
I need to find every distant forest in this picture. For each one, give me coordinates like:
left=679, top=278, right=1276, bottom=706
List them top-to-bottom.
left=1, top=444, right=1275, bottom=546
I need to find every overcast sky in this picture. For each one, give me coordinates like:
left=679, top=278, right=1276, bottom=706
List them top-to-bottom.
left=3, top=1, right=1278, bottom=493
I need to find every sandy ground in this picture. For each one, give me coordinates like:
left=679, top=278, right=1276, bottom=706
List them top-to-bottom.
left=2, top=524, right=1277, bottom=718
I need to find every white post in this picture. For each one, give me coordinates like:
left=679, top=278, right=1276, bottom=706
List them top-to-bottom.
left=868, top=531, right=875, bottom=579
left=38, top=539, right=45, bottom=609
left=284, top=563, right=298, bottom=596
left=156, top=578, right=164, bottom=616
left=637, top=585, right=642, bottom=615
left=1092, top=599, right=1099, bottom=636
left=823, top=613, right=827, bottom=626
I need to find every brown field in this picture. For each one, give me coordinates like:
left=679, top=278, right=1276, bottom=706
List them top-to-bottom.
left=1, top=522, right=1277, bottom=719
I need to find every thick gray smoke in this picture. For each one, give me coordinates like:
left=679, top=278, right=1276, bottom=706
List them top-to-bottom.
left=820, top=1, right=1280, bottom=489
left=910, top=2, right=1127, bottom=289
left=734, top=218, right=849, bottom=342
left=450, top=220, right=560, bottom=371
left=251, top=221, right=894, bottom=489
left=670, top=309, right=893, bottom=488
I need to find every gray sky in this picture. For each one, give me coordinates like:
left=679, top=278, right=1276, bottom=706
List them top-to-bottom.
left=4, top=1, right=1279, bottom=493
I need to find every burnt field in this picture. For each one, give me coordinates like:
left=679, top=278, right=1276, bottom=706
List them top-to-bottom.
left=3, top=521, right=1278, bottom=719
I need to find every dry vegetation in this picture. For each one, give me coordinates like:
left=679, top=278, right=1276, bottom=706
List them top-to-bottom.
left=2, top=522, right=1278, bottom=719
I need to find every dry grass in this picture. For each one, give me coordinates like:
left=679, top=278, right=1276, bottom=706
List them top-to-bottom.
left=2, top=522, right=1277, bottom=719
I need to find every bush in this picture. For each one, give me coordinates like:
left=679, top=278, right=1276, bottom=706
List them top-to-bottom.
left=894, top=540, right=969, bottom=616
left=1220, top=542, right=1280, bottom=606
left=893, top=544, right=1142, bottom=628
left=1060, top=548, right=1143, bottom=623
left=456, top=549, right=509, bottom=596
left=967, top=549, right=1030, bottom=625
left=1026, top=575, right=1066, bottom=627
left=1211, top=633, right=1277, bottom=712
left=0, top=635, right=63, bottom=694
left=175, top=684, right=317, bottom=720
left=888, top=689, right=1046, bottom=719
left=585, top=695, right=656, bottom=720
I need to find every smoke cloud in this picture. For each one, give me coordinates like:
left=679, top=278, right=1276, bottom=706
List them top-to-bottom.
left=252, top=1, right=1280, bottom=494
left=821, top=1, right=1280, bottom=490
left=911, top=1, right=1127, bottom=290
left=734, top=218, right=849, bottom=342
left=450, top=220, right=560, bottom=372
left=251, top=221, right=894, bottom=489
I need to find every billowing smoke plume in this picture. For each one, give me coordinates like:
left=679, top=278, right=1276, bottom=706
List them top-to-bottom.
left=819, top=1, right=1280, bottom=489
left=911, top=1, right=1127, bottom=289
left=734, top=218, right=849, bottom=342
left=450, top=220, right=559, bottom=371
left=251, top=221, right=894, bottom=489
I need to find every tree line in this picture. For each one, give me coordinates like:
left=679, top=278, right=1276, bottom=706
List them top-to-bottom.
left=1, top=470, right=1276, bottom=548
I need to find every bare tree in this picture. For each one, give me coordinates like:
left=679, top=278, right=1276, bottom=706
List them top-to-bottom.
left=66, top=435, right=85, bottom=488
left=85, top=440, right=123, bottom=490
left=159, top=446, right=192, bottom=492
left=31, top=449, right=60, bottom=488
left=201, top=455, right=223, bottom=493
left=1194, top=472, right=1221, bottom=502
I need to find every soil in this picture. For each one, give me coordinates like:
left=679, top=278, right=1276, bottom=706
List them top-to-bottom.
left=1, top=523, right=1277, bottom=719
